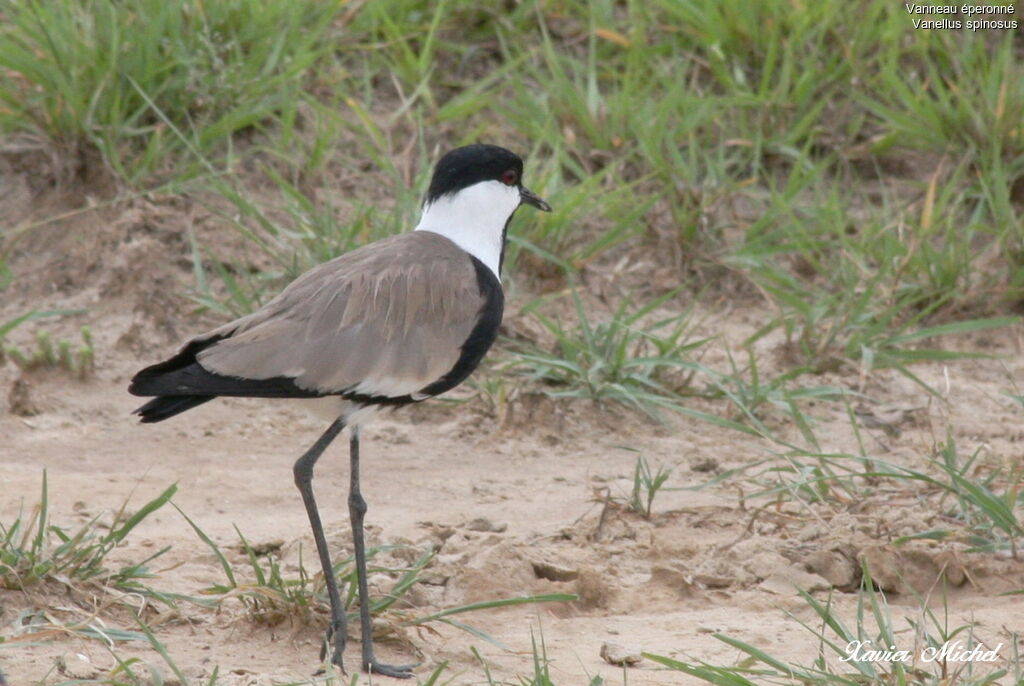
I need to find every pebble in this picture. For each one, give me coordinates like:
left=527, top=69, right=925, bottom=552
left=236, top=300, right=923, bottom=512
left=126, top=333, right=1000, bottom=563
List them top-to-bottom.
left=8, top=377, right=40, bottom=417
left=465, top=517, right=507, bottom=533
left=804, top=549, right=857, bottom=589
left=531, top=559, right=579, bottom=582
left=758, top=567, right=831, bottom=595
left=692, top=573, right=732, bottom=589
left=600, top=642, right=643, bottom=666
left=57, top=653, right=100, bottom=680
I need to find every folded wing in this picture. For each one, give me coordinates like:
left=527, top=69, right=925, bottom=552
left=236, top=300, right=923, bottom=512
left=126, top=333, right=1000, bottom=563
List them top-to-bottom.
left=130, top=231, right=497, bottom=419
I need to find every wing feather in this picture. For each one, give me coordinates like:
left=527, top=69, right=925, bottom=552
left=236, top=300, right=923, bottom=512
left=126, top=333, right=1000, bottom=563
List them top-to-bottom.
left=195, top=232, right=484, bottom=398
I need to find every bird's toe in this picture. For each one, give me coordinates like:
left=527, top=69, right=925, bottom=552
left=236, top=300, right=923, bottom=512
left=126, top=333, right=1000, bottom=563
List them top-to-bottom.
left=366, top=659, right=417, bottom=679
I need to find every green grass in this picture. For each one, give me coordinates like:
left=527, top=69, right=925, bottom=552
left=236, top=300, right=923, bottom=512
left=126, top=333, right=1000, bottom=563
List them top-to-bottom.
left=0, top=0, right=342, bottom=183
left=4, top=0, right=1014, bottom=354
left=5, top=0, right=1018, bottom=315
left=144, top=0, right=1023, bottom=407
left=4, top=2, right=1024, bottom=684
left=184, top=160, right=427, bottom=316
left=731, top=160, right=1021, bottom=375
left=509, top=286, right=708, bottom=418
left=0, top=309, right=83, bottom=366
left=2, top=325, right=94, bottom=379
left=715, top=398, right=1024, bottom=557
left=895, top=434, right=1024, bottom=558
left=627, top=453, right=674, bottom=520
left=0, top=472, right=181, bottom=603
left=2, top=480, right=577, bottom=685
left=177, top=503, right=575, bottom=656
left=647, top=568, right=1020, bottom=686
left=20, top=623, right=591, bottom=686
left=470, top=628, right=604, bottom=686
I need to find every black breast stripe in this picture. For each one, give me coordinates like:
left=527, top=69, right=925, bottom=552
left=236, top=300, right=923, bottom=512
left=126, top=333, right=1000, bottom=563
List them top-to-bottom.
left=341, top=255, right=503, bottom=405
left=417, top=255, right=503, bottom=398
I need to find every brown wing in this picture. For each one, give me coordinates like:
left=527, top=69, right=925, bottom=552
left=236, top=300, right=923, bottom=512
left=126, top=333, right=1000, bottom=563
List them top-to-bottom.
left=195, top=232, right=486, bottom=397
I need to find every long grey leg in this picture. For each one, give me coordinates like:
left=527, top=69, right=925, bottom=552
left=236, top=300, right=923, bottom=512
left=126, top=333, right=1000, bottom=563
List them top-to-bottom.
left=293, top=418, right=348, bottom=672
left=348, top=426, right=416, bottom=678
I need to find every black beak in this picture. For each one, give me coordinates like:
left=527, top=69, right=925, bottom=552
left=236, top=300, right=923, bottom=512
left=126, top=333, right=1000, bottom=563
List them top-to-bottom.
left=520, top=186, right=552, bottom=212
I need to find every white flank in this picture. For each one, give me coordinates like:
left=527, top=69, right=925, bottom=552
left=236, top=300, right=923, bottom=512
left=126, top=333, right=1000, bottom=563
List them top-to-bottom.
left=414, top=179, right=521, bottom=277
left=350, top=374, right=425, bottom=398
left=303, top=396, right=382, bottom=427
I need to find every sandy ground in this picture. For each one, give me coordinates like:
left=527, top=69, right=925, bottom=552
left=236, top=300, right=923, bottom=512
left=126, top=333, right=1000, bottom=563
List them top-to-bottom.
left=2, top=188, right=1024, bottom=685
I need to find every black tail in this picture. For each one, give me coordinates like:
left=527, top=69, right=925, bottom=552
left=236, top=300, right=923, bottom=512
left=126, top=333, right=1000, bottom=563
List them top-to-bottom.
left=130, top=333, right=322, bottom=423
left=130, top=337, right=225, bottom=423
left=134, top=395, right=215, bottom=423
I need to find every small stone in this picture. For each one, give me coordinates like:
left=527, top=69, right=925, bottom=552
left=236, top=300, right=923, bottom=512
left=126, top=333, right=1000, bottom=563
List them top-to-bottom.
left=8, top=377, right=40, bottom=417
left=853, top=402, right=923, bottom=437
left=691, top=457, right=718, bottom=473
left=465, top=517, right=507, bottom=533
left=417, top=522, right=457, bottom=543
left=798, top=523, right=826, bottom=541
left=238, top=539, right=284, bottom=556
left=387, top=540, right=427, bottom=564
left=859, top=546, right=902, bottom=593
left=804, top=549, right=857, bottom=590
left=934, top=551, right=967, bottom=587
left=531, top=560, right=579, bottom=582
left=649, top=565, right=695, bottom=598
left=758, top=567, right=830, bottom=595
left=575, top=568, right=613, bottom=609
left=419, top=571, right=450, bottom=586
left=367, top=572, right=392, bottom=590
left=693, top=573, right=733, bottom=589
left=600, top=642, right=643, bottom=666
left=57, top=653, right=100, bottom=680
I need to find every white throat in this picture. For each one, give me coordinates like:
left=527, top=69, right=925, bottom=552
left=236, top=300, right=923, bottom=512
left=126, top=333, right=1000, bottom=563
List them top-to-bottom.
left=414, top=180, right=520, bottom=278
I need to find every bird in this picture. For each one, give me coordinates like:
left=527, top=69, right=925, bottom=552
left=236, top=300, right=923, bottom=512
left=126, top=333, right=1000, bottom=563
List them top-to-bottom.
left=128, top=144, right=550, bottom=678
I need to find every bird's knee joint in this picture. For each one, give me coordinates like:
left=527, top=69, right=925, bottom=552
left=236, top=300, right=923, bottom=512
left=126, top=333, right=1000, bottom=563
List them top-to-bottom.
left=293, top=464, right=313, bottom=488
left=348, top=492, right=367, bottom=515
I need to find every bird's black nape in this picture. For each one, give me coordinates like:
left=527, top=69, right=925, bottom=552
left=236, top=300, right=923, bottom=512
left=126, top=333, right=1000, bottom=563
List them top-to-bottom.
left=425, top=144, right=524, bottom=205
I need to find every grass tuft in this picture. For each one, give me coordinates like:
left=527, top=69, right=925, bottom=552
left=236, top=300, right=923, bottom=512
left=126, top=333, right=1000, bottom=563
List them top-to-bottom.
left=0, top=0, right=343, bottom=183
left=510, top=286, right=707, bottom=419
left=2, top=325, right=95, bottom=379
left=0, top=472, right=180, bottom=603
left=648, top=566, right=1020, bottom=685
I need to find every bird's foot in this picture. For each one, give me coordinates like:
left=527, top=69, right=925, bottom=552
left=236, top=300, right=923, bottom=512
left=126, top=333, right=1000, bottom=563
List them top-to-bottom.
left=318, top=620, right=347, bottom=674
left=365, top=659, right=417, bottom=679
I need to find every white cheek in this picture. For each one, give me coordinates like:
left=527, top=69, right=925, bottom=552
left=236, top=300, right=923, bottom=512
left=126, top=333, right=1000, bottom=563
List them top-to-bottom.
left=414, top=180, right=521, bottom=277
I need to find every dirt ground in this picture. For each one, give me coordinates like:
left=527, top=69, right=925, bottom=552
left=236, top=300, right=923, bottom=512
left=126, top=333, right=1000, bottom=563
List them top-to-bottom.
left=2, top=181, right=1024, bottom=685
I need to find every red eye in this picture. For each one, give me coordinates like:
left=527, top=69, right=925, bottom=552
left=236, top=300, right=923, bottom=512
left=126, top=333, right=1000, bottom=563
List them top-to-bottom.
left=501, top=169, right=519, bottom=186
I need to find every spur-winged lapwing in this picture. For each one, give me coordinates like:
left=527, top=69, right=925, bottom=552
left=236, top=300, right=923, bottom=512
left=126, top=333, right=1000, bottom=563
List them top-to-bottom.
left=129, top=144, right=551, bottom=678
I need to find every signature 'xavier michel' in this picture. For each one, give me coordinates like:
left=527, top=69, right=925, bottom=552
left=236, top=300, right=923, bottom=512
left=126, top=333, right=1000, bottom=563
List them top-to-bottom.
left=129, top=144, right=551, bottom=678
